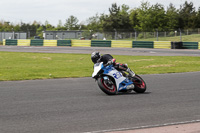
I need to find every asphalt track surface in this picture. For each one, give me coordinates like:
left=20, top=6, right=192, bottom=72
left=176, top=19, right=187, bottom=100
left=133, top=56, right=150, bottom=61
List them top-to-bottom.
left=0, top=46, right=200, bottom=133
left=0, top=46, right=200, bottom=56
left=0, top=72, right=200, bottom=133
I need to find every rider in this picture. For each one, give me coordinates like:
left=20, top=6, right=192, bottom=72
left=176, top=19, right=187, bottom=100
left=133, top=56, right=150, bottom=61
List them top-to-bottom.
left=91, top=51, right=135, bottom=77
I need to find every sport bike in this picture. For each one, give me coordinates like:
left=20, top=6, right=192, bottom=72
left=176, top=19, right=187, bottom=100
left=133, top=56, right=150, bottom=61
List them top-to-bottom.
left=92, top=62, right=146, bottom=95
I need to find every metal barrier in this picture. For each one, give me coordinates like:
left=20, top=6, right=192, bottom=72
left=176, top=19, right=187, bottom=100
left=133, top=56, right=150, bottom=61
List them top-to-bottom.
left=2, top=39, right=200, bottom=50
left=57, top=40, right=71, bottom=46
left=91, top=40, right=111, bottom=47
left=112, top=40, right=132, bottom=48
left=132, top=41, right=154, bottom=48
left=154, top=41, right=171, bottom=49
left=182, top=42, right=198, bottom=49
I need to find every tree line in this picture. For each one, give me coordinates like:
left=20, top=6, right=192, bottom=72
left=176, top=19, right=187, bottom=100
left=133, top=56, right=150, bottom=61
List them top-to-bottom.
left=0, top=1, right=200, bottom=38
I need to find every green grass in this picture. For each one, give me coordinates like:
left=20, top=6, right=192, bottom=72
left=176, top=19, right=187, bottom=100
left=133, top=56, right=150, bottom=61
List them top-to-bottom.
left=117, top=34, right=200, bottom=42
left=138, top=34, right=200, bottom=42
left=0, top=52, right=200, bottom=81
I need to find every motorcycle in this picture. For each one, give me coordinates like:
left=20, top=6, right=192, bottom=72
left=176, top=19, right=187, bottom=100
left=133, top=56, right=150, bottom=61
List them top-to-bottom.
left=92, top=62, right=147, bottom=95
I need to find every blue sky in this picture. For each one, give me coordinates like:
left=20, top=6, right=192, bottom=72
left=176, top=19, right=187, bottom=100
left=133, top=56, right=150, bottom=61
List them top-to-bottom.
left=0, top=0, right=199, bottom=26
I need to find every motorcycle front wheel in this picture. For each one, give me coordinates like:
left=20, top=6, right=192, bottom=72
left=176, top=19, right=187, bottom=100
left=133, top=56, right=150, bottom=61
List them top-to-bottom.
left=132, top=74, right=147, bottom=93
left=97, top=76, right=117, bottom=95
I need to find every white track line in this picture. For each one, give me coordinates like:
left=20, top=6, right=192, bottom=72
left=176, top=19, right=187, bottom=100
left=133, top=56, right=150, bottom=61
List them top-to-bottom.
left=84, top=119, right=200, bottom=133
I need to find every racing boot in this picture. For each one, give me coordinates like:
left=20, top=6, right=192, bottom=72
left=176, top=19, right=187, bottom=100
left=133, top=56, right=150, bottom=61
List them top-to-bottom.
left=126, top=68, right=135, bottom=77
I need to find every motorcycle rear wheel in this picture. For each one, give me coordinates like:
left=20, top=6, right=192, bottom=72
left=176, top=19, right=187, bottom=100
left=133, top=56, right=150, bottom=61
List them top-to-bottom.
left=132, top=74, right=146, bottom=93
left=97, top=77, right=117, bottom=95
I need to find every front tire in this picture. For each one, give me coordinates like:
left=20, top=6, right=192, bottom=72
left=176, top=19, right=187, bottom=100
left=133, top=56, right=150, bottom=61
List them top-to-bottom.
left=132, top=75, right=146, bottom=93
left=97, top=76, right=117, bottom=95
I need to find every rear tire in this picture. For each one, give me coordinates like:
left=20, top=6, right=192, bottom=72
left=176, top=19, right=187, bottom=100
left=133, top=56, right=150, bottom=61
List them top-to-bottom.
left=132, top=75, right=146, bottom=93
left=97, top=76, right=117, bottom=95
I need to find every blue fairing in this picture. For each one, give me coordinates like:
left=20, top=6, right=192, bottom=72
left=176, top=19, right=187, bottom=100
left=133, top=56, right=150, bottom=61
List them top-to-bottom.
left=102, top=64, right=133, bottom=91
left=103, top=65, right=114, bottom=74
left=118, top=79, right=133, bottom=91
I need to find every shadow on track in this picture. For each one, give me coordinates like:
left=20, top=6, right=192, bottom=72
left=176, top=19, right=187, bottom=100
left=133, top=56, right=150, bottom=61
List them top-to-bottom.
left=117, top=91, right=151, bottom=96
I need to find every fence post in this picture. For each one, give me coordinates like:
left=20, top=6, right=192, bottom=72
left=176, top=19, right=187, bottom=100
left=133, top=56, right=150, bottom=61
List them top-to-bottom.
left=12, top=28, right=15, bottom=39
left=179, top=28, right=182, bottom=41
left=114, top=29, right=117, bottom=40
left=156, top=29, right=158, bottom=41
left=135, top=30, right=137, bottom=41
left=130, top=33, right=132, bottom=39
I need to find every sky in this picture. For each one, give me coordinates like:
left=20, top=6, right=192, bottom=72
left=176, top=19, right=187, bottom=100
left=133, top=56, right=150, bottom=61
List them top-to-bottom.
left=0, top=0, right=200, bottom=26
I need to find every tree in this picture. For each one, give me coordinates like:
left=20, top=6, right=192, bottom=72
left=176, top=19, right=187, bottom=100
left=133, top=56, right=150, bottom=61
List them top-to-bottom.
left=136, top=1, right=153, bottom=31
left=179, top=1, right=196, bottom=29
left=136, top=2, right=166, bottom=31
left=101, top=3, right=131, bottom=31
left=101, top=3, right=121, bottom=31
left=150, top=3, right=167, bottom=31
left=166, top=3, right=179, bottom=30
left=119, top=4, right=132, bottom=30
left=196, top=7, right=200, bottom=28
left=129, top=8, right=140, bottom=30
left=86, top=13, right=102, bottom=31
left=64, top=15, right=79, bottom=30
left=45, top=20, right=55, bottom=30
left=56, top=20, right=66, bottom=30
left=0, top=21, right=14, bottom=32
left=0, top=22, right=3, bottom=31
left=20, top=23, right=31, bottom=32
left=14, top=24, right=21, bottom=31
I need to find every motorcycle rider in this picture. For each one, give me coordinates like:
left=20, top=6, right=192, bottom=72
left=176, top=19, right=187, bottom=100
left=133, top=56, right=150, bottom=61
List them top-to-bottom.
left=91, top=51, right=135, bottom=77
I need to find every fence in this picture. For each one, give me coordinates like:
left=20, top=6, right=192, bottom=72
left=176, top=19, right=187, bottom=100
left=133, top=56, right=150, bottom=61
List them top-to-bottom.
left=1, top=29, right=200, bottom=42
left=100, top=29, right=200, bottom=42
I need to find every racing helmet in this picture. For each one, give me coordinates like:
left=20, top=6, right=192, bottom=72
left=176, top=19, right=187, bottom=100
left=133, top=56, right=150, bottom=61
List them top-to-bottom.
left=91, top=51, right=101, bottom=63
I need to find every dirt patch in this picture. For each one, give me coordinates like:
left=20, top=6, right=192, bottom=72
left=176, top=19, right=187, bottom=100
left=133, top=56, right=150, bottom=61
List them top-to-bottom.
left=131, top=59, right=155, bottom=62
left=142, top=64, right=176, bottom=68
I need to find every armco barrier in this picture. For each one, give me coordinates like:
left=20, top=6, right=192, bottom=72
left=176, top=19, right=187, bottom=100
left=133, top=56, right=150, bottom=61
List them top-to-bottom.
left=2, top=39, right=200, bottom=50
left=5, top=39, right=17, bottom=46
left=18, top=39, right=30, bottom=46
left=30, top=40, right=43, bottom=46
left=43, top=40, right=57, bottom=47
left=57, top=40, right=71, bottom=46
left=71, top=40, right=91, bottom=47
left=91, top=40, right=111, bottom=47
left=111, top=40, right=132, bottom=48
left=132, top=41, right=154, bottom=48
left=154, top=41, right=171, bottom=49
left=182, top=42, right=198, bottom=49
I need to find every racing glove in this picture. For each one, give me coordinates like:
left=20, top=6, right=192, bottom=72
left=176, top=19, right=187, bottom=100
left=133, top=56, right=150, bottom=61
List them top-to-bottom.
left=107, top=59, right=116, bottom=65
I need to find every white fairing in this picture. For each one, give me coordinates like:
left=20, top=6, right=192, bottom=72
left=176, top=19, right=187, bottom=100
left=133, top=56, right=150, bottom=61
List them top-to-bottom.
left=92, top=62, right=103, bottom=78
left=92, top=62, right=126, bottom=90
left=106, top=69, right=126, bottom=89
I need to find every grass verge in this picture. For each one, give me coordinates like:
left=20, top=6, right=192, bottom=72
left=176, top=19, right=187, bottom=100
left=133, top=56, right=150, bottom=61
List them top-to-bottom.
left=122, top=34, right=200, bottom=42
left=0, top=52, right=200, bottom=81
